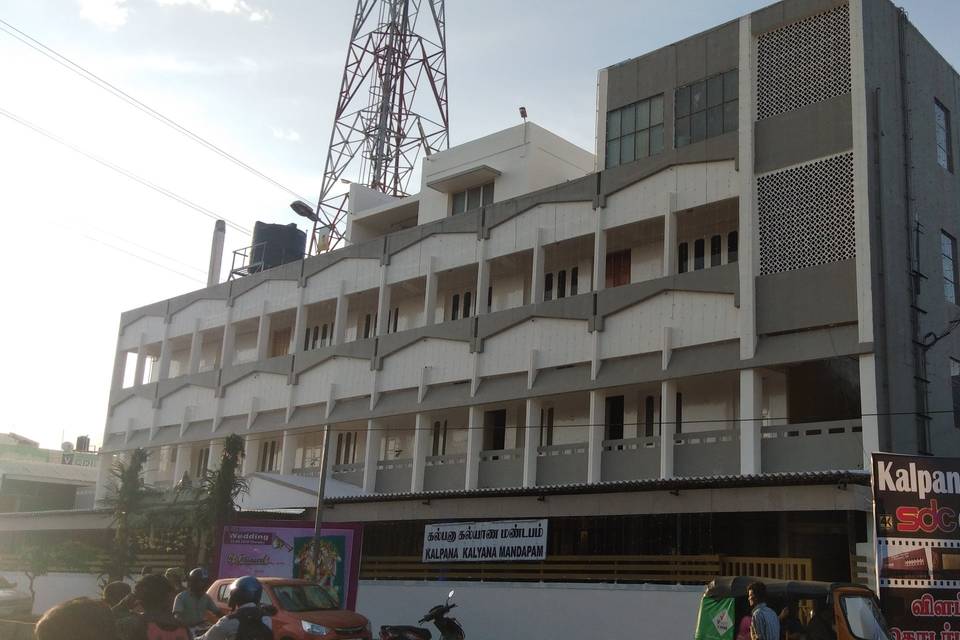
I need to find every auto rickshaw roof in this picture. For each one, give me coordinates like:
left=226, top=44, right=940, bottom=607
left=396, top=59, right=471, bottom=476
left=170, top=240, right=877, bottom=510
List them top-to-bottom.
left=704, top=577, right=865, bottom=600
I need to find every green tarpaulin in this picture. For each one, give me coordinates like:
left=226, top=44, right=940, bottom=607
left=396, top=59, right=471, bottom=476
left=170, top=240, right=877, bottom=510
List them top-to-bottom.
left=694, top=596, right=736, bottom=640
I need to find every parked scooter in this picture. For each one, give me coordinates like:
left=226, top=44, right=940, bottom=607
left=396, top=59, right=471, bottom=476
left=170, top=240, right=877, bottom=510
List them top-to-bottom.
left=379, top=589, right=465, bottom=640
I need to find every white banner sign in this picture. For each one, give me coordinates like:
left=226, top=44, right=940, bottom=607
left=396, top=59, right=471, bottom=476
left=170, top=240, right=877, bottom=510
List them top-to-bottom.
left=422, top=519, right=548, bottom=562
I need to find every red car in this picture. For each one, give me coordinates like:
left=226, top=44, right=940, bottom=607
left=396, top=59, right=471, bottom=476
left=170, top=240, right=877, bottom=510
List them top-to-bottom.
left=208, top=577, right=372, bottom=640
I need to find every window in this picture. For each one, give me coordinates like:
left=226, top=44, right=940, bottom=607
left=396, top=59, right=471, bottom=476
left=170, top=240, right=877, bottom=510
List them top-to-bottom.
left=676, top=69, right=738, bottom=148
left=605, top=94, right=665, bottom=168
left=936, top=100, right=953, bottom=171
left=451, top=181, right=494, bottom=215
left=727, top=231, right=739, bottom=263
left=943, top=231, right=958, bottom=304
left=710, top=235, right=722, bottom=267
left=694, top=238, right=705, bottom=270
left=678, top=242, right=689, bottom=273
left=605, top=249, right=631, bottom=288
left=570, top=267, right=579, bottom=296
left=557, top=270, right=567, bottom=299
left=544, top=273, right=554, bottom=301
left=487, top=286, right=493, bottom=311
left=462, top=292, right=472, bottom=319
left=451, top=294, right=460, bottom=321
left=388, top=308, right=399, bottom=333
left=362, top=314, right=372, bottom=339
left=270, top=328, right=291, bottom=357
left=952, top=359, right=960, bottom=430
left=675, top=392, right=683, bottom=434
left=605, top=395, right=625, bottom=441
left=644, top=396, right=656, bottom=437
left=539, top=407, right=555, bottom=447
left=485, top=409, right=507, bottom=450
left=432, top=421, right=448, bottom=456
left=335, top=432, right=357, bottom=465
left=258, top=440, right=279, bottom=472
left=196, top=447, right=210, bottom=477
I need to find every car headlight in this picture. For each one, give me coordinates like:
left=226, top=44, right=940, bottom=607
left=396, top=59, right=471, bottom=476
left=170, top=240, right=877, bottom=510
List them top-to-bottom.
left=301, top=620, right=329, bottom=635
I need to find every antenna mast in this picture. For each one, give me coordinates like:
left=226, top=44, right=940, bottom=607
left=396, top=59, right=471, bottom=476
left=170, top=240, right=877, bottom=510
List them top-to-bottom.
left=308, top=0, right=449, bottom=253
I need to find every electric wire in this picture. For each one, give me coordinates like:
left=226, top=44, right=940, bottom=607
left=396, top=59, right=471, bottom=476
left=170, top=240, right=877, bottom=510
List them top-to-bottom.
left=0, top=17, right=313, bottom=205
left=0, top=105, right=251, bottom=234
left=66, top=221, right=209, bottom=276
left=76, top=230, right=207, bottom=285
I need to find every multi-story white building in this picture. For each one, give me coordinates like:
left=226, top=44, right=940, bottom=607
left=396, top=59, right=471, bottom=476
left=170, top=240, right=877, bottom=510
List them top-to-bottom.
left=95, top=0, right=960, bottom=585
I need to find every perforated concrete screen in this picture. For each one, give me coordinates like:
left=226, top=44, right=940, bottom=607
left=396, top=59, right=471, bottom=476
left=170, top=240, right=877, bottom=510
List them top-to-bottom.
left=757, top=3, right=852, bottom=121
left=757, top=152, right=855, bottom=275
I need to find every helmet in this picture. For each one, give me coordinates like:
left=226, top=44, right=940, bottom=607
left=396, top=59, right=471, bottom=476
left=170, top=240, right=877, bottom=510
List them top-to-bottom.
left=163, top=567, right=184, bottom=588
left=187, top=567, right=209, bottom=589
left=227, top=575, right=262, bottom=609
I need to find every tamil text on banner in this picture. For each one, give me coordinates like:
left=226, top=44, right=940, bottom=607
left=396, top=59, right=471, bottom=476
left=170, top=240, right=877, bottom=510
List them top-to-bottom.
left=873, top=453, right=960, bottom=640
left=422, top=519, right=548, bottom=562
left=216, top=521, right=363, bottom=610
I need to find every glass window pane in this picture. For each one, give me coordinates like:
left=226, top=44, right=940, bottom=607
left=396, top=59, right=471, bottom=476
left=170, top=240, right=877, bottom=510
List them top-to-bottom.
left=724, top=69, right=739, bottom=102
left=707, top=76, right=724, bottom=107
left=691, top=81, right=706, bottom=113
left=675, top=86, right=690, bottom=118
left=650, top=95, right=664, bottom=125
left=636, top=100, right=650, bottom=130
left=723, top=100, right=739, bottom=133
left=621, top=104, right=636, bottom=134
left=936, top=104, right=947, bottom=129
left=707, top=105, right=723, bottom=138
left=607, top=110, right=621, bottom=140
left=691, top=110, right=706, bottom=143
left=675, top=117, right=690, bottom=148
left=650, top=124, right=664, bottom=154
left=937, top=126, right=948, bottom=149
left=636, top=128, right=650, bottom=159
left=621, top=133, right=636, bottom=164
left=606, top=139, right=620, bottom=168
left=939, top=146, right=949, bottom=169
left=481, top=182, right=494, bottom=205
left=467, top=186, right=481, bottom=210
left=452, top=191, right=466, bottom=214
left=727, top=231, right=738, bottom=263
left=942, top=233, right=954, bottom=256
left=710, top=234, right=721, bottom=267
left=694, top=238, right=705, bottom=270
left=678, top=242, right=688, bottom=273
left=942, top=255, right=954, bottom=279
left=947, top=281, right=957, bottom=305
left=952, top=359, right=960, bottom=377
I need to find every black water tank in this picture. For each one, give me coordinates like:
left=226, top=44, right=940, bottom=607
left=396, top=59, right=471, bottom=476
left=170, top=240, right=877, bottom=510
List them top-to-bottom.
left=250, top=222, right=306, bottom=273
left=75, top=435, right=90, bottom=452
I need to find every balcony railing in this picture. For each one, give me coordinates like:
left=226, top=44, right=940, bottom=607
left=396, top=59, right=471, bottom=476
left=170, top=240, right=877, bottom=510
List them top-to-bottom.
left=761, top=420, right=863, bottom=472
left=674, top=428, right=740, bottom=477
left=601, top=436, right=659, bottom=482
left=536, top=442, right=587, bottom=485
left=478, top=448, right=523, bottom=488
left=424, top=453, right=466, bottom=492
left=376, top=458, right=413, bottom=493
left=331, top=462, right=364, bottom=487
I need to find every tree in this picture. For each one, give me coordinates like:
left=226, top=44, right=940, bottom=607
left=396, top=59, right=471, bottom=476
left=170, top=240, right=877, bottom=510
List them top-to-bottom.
left=191, top=434, right=248, bottom=567
left=99, top=448, right=155, bottom=581
left=21, top=542, right=95, bottom=606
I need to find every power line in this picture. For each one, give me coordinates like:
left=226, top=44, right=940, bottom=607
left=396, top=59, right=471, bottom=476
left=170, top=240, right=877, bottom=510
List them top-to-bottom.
left=0, top=17, right=313, bottom=205
left=0, top=105, right=251, bottom=234
left=65, top=221, right=208, bottom=276
left=75, top=230, right=207, bottom=284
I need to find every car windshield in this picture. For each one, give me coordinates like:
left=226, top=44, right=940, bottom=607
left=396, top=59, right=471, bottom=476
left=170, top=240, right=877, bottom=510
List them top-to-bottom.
left=272, top=584, right=338, bottom=612
left=841, top=595, right=893, bottom=640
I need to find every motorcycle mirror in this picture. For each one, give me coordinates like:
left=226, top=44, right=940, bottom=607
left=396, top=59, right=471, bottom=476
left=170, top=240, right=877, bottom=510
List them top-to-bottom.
left=447, top=589, right=455, bottom=600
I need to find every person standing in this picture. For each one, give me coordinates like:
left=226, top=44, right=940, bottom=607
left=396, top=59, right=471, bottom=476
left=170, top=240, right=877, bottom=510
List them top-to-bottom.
left=173, top=568, right=221, bottom=634
left=747, top=582, right=780, bottom=640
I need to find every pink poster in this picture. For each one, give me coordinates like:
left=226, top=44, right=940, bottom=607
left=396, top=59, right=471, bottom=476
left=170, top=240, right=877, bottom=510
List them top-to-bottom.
left=215, top=520, right=363, bottom=610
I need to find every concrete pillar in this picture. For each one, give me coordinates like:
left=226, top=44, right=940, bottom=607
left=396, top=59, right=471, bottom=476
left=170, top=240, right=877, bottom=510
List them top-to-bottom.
left=738, top=15, right=759, bottom=360
left=663, top=205, right=678, bottom=276
left=592, top=219, right=607, bottom=292
left=531, top=230, right=546, bottom=303
left=475, top=241, right=491, bottom=315
left=423, top=258, right=439, bottom=326
left=376, top=266, right=392, bottom=336
left=333, top=282, right=348, bottom=345
left=291, top=287, right=307, bottom=354
left=256, top=304, right=272, bottom=360
left=220, top=306, right=236, bottom=369
left=188, top=320, right=202, bottom=375
left=157, top=322, right=172, bottom=380
left=134, top=334, right=147, bottom=386
left=111, top=349, right=127, bottom=391
left=859, top=354, right=880, bottom=469
left=739, top=369, right=763, bottom=475
left=660, top=379, right=677, bottom=479
left=587, top=391, right=605, bottom=483
left=522, top=398, right=541, bottom=488
left=465, top=406, right=484, bottom=490
left=411, top=414, right=430, bottom=492
left=363, top=420, right=380, bottom=493
left=280, top=431, right=298, bottom=475
left=241, top=437, right=258, bottom=476
left=208, top=439, right=224, bottom=472
left=173, top=444, right=192, bottom=485
left=94, top=452, right=113, bottom=505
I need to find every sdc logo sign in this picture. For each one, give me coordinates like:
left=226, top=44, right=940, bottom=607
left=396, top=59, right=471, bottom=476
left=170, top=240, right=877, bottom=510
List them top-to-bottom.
left=895, top=500, right=958, bottom=534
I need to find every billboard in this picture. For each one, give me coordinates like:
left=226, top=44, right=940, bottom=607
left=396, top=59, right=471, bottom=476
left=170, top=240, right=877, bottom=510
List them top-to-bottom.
left=872, top=453, right=960, bottom=640
left=216, top=520, right=363, bottom=610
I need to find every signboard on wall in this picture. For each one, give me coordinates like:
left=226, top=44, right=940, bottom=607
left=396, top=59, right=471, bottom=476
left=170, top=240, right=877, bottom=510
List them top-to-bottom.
left=872, top=453, right=960, bottom=640
left=422, top=519, right=548, bottom=562
left=216, top=521, right=363, bottom=610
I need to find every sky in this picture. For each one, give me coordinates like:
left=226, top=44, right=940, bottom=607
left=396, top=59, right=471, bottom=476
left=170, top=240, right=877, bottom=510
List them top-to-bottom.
left=1, top=0, right=959, bottom=451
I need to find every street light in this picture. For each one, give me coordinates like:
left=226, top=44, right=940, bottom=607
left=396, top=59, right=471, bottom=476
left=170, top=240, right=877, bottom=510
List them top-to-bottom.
left=290, top=200, right=319, bottom=222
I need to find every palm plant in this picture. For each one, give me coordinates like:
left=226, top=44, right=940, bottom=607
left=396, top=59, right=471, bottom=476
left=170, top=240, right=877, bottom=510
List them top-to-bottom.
left=191, top=434, right=248, bottom=566
left=99, top=448, right=155, bottom=581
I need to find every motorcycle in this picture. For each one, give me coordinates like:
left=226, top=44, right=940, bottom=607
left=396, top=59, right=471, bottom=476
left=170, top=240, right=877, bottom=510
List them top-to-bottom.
left=379, top=589, right=465, bottom=640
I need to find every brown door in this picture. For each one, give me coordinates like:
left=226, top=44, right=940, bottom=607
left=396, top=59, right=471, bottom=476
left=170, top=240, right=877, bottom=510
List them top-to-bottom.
left=605, top=249, right=631, bottom=288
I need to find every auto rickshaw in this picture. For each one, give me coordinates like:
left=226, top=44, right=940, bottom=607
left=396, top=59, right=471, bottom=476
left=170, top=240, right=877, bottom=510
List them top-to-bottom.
left=694, top=576, right=892, bottom=640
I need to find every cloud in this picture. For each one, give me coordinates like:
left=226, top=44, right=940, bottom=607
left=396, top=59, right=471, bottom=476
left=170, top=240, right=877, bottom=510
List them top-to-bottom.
left=77, top=0, right=129, bottom=30
left=155, top=0, right=271, bottom=22
left=271, top=127, right=301, bottom=142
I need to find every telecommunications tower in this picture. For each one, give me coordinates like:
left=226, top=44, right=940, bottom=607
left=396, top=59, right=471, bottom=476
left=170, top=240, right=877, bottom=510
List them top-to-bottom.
left=301, top=0, right=449, bottom=253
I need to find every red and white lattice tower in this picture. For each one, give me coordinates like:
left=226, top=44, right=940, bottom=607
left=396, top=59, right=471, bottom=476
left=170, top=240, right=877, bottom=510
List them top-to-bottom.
left=308, top=0, right=449, bottom=253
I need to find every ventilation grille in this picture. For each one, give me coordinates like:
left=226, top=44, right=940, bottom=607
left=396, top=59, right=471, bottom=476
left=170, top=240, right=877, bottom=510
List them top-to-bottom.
left=757, top=3, right=851, bottom=120
left=757, top=152, right=855, bottom=275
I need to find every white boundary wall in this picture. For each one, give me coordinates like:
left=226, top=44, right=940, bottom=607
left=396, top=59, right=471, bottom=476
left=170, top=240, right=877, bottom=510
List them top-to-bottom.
left=0, top=571, right=104, bottom=616
left=356, top=580, right=703, bottom=640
